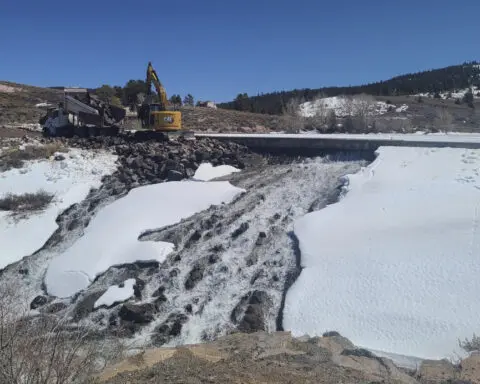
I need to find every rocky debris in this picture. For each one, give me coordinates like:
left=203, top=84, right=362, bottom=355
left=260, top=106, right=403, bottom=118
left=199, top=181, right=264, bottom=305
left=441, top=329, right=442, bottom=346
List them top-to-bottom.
left=64, top=136, right=249, bottom=192
left=231, top=222, right=249, bottom=239
left=184, top=264, right=205, bottom=290
left=133, top=278, right=145, bottom=300
left=73, top=290, right=106, bottom=319
left=231, top=290, right=272, bottom=333
left=30, top=295, right=48, bottom=310
left=43, top=302, right=68, bottom=314
left=118, top=303, right=156, bottom=324
left=152, top=313, right=189, bottom=346
left=100, top=331, right=420, bottom=383
left=459, top=354, right=480, bottom=383
left=417, top=359, right=458, bottom=383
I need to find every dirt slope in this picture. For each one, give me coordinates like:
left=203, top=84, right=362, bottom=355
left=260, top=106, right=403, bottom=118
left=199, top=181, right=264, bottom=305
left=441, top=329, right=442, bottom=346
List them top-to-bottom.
left=0, top=81, right=63, bottom=127
left=98, top=331, right=419, bottom=384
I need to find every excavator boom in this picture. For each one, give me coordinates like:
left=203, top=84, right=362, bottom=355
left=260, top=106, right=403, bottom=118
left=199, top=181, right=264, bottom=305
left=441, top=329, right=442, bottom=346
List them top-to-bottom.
left=146, top=62, right=168, bottom=109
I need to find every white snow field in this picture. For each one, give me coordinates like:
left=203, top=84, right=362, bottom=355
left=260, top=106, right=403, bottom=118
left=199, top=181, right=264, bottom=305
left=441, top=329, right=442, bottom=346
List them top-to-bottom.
left=284, top=146, right=480, bottom=360
left=0, top=148, right=118, bottom=269
left=193, top=163, right=240, bottom=181
left=45, top=181, right=244, bottom=298
left=94, top=279, right=136, bottom=308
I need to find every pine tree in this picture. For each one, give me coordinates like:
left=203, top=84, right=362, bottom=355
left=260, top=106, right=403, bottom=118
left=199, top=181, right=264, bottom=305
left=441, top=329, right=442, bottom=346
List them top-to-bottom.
left=183, top=94, right=194, bottom=106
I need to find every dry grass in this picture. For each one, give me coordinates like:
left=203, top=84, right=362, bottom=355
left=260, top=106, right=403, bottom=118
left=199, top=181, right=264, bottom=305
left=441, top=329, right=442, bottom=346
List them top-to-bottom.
left=0, top=143, right=67, bottom=171
left=0, top=190, right=54, bottom=213
left=0, top=282, right=124, bottom=384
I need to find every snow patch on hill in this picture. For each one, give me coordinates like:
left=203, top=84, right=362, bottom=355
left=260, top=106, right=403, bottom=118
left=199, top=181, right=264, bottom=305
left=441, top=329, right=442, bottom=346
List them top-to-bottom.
left=414, top=86, right=480, bottom=100
left=300, top=96, right=408, bottom=118
left=284, top=146, right=480, bottom=360
left=0, top=149, right=118, bottom=269
left=193, top=163, right=240, bottom=181
left=45, top=180, right=245, bottom=298
left=94, top=279, right=136, bottom=308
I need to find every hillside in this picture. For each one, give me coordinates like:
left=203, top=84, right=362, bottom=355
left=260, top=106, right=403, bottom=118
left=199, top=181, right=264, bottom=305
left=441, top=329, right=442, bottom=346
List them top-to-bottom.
left=218, top=61, right=480, bottom=114
left=0, top=82, right=63, bottom=127
left=0, top=82, right=283, bottom=134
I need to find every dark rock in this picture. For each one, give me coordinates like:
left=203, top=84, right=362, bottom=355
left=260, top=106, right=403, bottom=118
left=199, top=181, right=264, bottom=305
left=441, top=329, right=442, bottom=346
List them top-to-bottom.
left=194, top=150, right=210, bottom=162
left=54, top=154, right=66, bottom=161
left=185, top=168, right=195, bottom=178
left=167, top=170, right=184, bottom=181
left=231, top=222, right=249, bottom=239
left=185, top=230, right=201, bottom=248
left=255, top=231, right=267, bottom=246
left=210, top=244, right=225, bottom=253
left=173, top=254, right=181, bottom=262
left=208, top=254, right=220, bottom=264
left=185, top=264, right=205, bottom=290
left=18, top=268, right=29, bottom=275
left=169, top=268, right=179, bottom=278
left=134, top=278, right=145, bottom=299
left=152, top=286, right=165, bottom=297
left=73, top=290, right=106, bottom=319
left=232, top=291, right=272, bottom=333
left=30, top=295, right=48, bottom=310
left=154, top=295, right=167, bottom=310
left=44, top=302, right=68, bottom=314
left=118, top=303, right=156, bottom=324
left=184, top=304, right=193, bottom=314
left=152, top=313, right=188, bottom=346
left=323, top=331, right=341, bottom=337
left=341, top=348, right=376, bottom=359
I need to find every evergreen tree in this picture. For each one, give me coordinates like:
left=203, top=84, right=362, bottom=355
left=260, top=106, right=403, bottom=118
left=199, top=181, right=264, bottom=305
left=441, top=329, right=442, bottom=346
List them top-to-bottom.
left=183, top=94, right=194, bottom=106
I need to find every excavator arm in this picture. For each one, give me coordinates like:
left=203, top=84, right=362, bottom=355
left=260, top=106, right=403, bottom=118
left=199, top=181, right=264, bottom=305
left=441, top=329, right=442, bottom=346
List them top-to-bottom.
left=146, top=62, right=168, bottom=110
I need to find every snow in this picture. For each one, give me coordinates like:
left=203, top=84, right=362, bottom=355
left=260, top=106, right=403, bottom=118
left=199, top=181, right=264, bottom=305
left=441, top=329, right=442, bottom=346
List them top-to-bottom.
left=415, top=86, right=480, bottom=100
left=299, top=96, right=408, bottom=118
left=35, top=102, right=54, bottom=108
left=283, top=146, right=480, bottom=360
left=0, top=149, right=118, bottom=269
left=193, top=163, right=240, bottom=181
left=45, top=181, right=244, bottom=298
left=94, top=279, right=136, bottom=308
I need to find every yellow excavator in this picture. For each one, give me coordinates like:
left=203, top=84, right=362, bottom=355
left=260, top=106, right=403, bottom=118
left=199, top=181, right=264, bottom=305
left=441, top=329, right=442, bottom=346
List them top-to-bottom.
left=137, top=62, right=187, bottom=138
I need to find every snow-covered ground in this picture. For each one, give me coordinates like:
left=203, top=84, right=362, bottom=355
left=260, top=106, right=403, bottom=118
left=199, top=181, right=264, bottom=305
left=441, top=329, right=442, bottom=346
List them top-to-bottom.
left=414, top=86, right=480, bottom=100
left=299, top=96, right=408, bottom=118
left=284, top=146, right=480, bottom=360
left=0, top=148, right=118, bottom=269
left=193, top=163, right=240, bottom=181
left=45, top=180, right=245, bottom=298
left=94, top=279, right=136, bottom=308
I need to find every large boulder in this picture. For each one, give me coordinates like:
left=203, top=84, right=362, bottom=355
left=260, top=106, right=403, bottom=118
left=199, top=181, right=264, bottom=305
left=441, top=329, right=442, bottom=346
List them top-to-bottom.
left=119, top=303, right=156, bottom=324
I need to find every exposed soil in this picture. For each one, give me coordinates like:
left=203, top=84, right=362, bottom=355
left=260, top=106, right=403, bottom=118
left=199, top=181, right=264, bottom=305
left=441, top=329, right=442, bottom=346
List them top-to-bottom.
left=98, top=331, right=420, bottom=384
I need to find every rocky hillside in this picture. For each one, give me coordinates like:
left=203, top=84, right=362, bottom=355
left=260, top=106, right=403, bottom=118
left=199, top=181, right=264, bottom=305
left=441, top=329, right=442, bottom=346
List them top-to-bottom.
left=98, top=331, right=480, bottom=384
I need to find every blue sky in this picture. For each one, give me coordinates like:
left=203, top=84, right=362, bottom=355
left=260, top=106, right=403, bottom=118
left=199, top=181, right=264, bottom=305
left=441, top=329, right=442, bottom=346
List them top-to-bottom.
left=1, top=0, right=478, bottom=102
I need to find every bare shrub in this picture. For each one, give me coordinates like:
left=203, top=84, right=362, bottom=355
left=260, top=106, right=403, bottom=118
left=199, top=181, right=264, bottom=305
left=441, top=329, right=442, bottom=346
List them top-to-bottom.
left=279, top=98, right=305, bottom=133
left=434, top=107, right=453, bottom=131
left=0, top=143, right=67, bottom=171
left=0, top=190, right=54, bottom=213
left=0, top=282, right=122, bottom=383
left=460, top=334, right=480, bottom=353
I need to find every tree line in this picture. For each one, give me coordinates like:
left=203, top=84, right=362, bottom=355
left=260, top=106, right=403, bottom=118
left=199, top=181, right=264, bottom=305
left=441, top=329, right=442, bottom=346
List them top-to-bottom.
left=218, top=61, right=480, bottom=114
left=92, top=81, right=196, bottom=109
